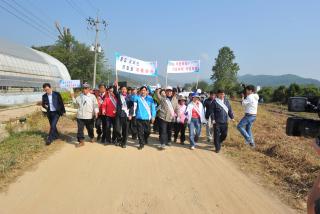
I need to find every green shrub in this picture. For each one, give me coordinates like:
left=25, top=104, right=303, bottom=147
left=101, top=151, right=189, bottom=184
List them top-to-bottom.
left=60, top=91, right=71, bottom=104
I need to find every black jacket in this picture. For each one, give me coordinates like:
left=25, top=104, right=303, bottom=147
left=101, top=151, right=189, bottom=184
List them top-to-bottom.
left=114, top=87, right=134, bottom=118
left=42, top=91, right=66, bottom=116
left=203, top=98, right=215, bottom=111
left=205, top=98, right=234, bottom=124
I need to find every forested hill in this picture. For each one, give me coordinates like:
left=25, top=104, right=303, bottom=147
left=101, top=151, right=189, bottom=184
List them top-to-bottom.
left=238, top=74, right=320, bottom=87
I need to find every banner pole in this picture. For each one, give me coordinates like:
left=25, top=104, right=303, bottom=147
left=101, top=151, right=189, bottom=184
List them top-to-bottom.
left=196, top=59, right=200, bottom=90
left=115, top=69, right=118, bottom=83
left=165, top=71, right=168, bottom=87
left=196, top=74, right=199, bottom=89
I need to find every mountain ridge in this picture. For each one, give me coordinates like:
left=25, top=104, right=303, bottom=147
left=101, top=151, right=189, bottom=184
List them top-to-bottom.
left=238, top=74, right=320, bottom=87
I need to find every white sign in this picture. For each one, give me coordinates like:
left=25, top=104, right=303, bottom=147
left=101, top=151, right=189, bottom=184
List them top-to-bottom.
left=115, top=52, right=157, bottom=76
left=167, top=60, right=200, bottom=74
left=59, top=80, right=81, bottom=89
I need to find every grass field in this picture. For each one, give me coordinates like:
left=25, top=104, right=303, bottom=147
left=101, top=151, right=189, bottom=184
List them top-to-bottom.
left=224, top=100, right=320, bottom=211
left=0, top=112, right=74, bottom=191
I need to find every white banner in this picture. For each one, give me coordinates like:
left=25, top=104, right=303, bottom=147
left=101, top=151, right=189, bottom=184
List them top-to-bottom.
left=115, top=52, right=157, bottom=76
left=167, top=60, right=200, bottom=74
left=59, top=80, right=81, bottom=89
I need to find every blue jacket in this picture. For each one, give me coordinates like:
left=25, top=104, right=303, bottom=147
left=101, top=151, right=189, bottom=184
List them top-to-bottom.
left=131, top=95, right=156, bottom=120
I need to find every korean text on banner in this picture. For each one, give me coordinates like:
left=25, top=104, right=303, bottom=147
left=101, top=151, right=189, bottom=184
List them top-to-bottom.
left=115, top=52, right=157, bottom=76
left=167, top=60, right=200, bottom=74
left=59, top=80, right=81, bottom=89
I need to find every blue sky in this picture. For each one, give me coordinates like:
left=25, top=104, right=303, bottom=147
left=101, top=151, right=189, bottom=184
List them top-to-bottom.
left=0, top=0, right=320, bottom=82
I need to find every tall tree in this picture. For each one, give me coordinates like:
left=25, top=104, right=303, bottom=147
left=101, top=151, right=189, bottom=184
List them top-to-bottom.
left=33, top=36, right=106, bottom=85
left=211, top=47, right=240, bottom=94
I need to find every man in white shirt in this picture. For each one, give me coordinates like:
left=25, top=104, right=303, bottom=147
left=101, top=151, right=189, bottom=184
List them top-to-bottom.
left=42, top=83, right=65, bottom=145
left=237, top=85, right=259, bottom=147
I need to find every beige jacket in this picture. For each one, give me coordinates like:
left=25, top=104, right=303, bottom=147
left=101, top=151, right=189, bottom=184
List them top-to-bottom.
left=155, top=90, right=179, bottom=122
left=73, top=93, right=99, bottom=119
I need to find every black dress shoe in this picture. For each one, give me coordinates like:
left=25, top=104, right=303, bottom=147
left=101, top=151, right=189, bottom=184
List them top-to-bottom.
left=45, top=140, right=52, bottom=146
left=138, top=144, right=144, bottom=150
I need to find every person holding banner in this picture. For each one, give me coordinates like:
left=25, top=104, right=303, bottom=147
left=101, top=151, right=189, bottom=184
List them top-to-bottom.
left=71, top=83, right=99, bottom=147
left=95, top=83, right=107, bottom=141
left=114, top=83, right=134, bottom=148
left=100, top=86, right=118, bottom=145
left=131, top=86, right=156, bottom=150
left=155, top=86, right=179, bottom=149
left=205, top=89, right=235, bottom=153
left=186, top=93, right=206, bottom=150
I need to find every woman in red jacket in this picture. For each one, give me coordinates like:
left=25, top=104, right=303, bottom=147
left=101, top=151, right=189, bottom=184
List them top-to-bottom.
left=100, top=86, right=118, bottom=145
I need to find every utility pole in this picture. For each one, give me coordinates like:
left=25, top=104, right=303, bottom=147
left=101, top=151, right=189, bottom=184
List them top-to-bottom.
left=87, top=16, right=107, bottom=89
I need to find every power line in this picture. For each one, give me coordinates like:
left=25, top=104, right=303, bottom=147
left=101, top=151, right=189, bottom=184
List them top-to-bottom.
left=0, top=0, right=56, bottom=38
left=10, top=0, right=56, bottom=35
left=25, top=0, right=56, bottom=24
left=65, top=0, right=88, bottom=19
left=85, top=0, right=98, bottom=13
left=0, top=2, right=56, bottom=39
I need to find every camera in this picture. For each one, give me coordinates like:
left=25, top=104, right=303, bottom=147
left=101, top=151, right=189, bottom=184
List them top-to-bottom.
left=286, top=97, right=320, bottom=138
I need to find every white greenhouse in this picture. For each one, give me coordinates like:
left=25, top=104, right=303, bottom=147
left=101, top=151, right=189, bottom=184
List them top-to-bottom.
left=0, top=38, right=71, bottom=105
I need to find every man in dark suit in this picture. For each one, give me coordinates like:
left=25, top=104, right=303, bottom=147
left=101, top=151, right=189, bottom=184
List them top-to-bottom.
left=42, top=83, right=66, bottom=145
left=114, top=83, right=134, bottom=148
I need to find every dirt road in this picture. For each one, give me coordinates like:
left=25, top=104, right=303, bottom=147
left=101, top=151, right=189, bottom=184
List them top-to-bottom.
left=0, top=136, right=296, bottom=214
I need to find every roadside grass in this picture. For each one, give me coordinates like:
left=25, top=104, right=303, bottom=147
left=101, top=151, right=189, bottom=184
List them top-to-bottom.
left=224, top=101, right=320, bottom=211
left=0, top=112, right=75, bottom=191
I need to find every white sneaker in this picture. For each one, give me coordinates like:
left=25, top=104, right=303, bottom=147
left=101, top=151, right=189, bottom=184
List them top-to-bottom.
left=159, top=144, right=166, bottom=149
left=190, top=146, right=195, bottom=150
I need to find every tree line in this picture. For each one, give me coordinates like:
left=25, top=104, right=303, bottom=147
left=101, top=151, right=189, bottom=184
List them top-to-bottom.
left=33, top=33, right=112, bottom=85
left=258, top=83, right=320, bottom=103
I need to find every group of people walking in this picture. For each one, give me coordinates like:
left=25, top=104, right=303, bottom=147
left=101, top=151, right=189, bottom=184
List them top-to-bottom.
left=41, top=82, right=259, bottom=153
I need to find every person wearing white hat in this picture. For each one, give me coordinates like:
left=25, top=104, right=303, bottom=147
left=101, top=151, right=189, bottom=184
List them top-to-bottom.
left=71, top=82, right=99, bottom=147
left=155, top=86, right=179, bottom=149
left=186, top=92, right=206, bottom=150
left=173, top=95, right=188, bottom=145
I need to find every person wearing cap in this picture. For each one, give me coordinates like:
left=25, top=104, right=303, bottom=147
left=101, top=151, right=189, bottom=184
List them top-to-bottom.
left=71, top=82, right=99, bottom=147
left=114, top=82, right=134, bottom=148
left=95, top=83, right=107, bottom=141
left=100, top=84, right=118, bottom=145
left=130, top=86, right=156, bottom=150
left=155, top=86, right=179, bottom=149
left=205, top=89, right=235, bottom=153
left=204, top=91, right=216, bottom=143
left=186, top=93, right=206, bottom=150
left=173, top=95, right=187, bottom=145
